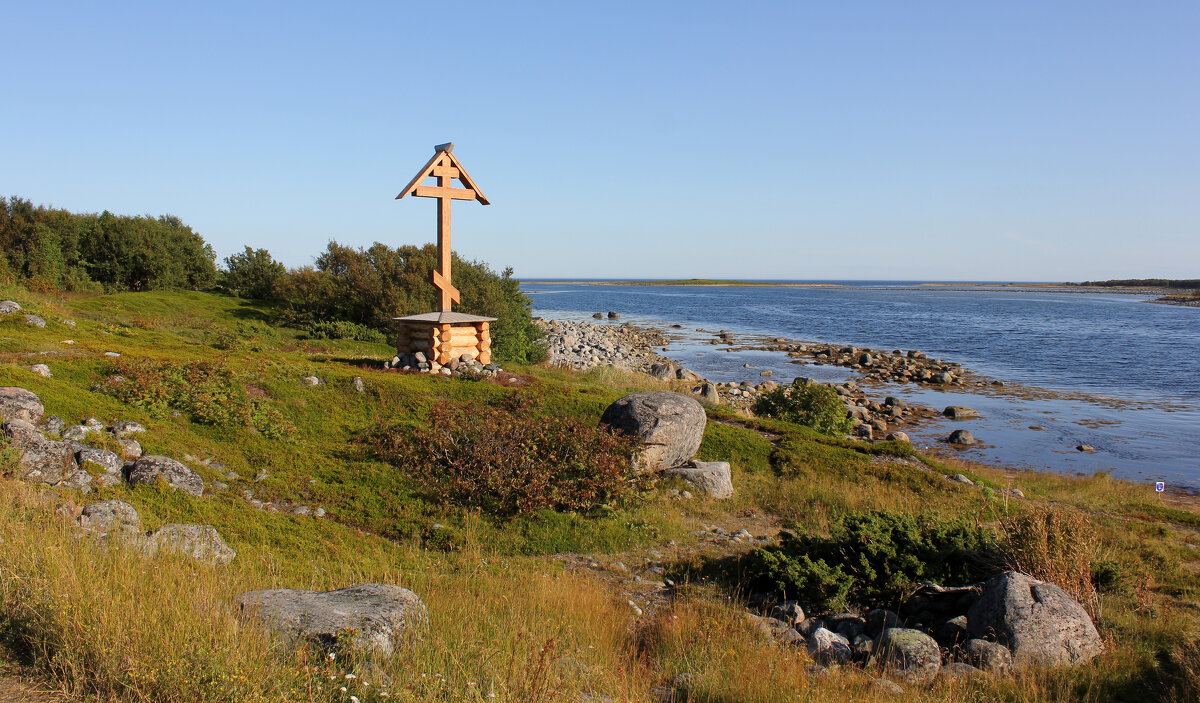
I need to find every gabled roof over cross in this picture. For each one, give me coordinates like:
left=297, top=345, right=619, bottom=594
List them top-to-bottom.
left=395, top=142, right=489, bottom=311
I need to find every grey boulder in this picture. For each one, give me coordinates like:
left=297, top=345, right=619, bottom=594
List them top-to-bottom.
left=0, top=300, right=20, bottom=314
left=24, top=314, right=46, bottom=328
left=0, top=387, right=44, bottom=424
left=600, top=391, right=706, bottom=473
left=943, top=406, right=980, bottom=419
left=3, top=419, right=77, bottom=485
left=110, top=421, right=146, bottom=438
left=947, top=429, right=977, bottom=445
left=78, top=447, right=124, bottom=475
left=127, top=455, right=205, bottom=496
left=661, top=461, right=733, bottom=499
left=78, top=500, right=142, bottom=535
left=145, top=524, right=236, bottom=564
left=966, top=571, right=1102, bottom=668
left=237, top=583, right=426, bottom=655
left=806, top=627, right=851, bottom=665
left=877, top=628, right=941, bottom=682
left=961, top=638, right=1013, bottom=674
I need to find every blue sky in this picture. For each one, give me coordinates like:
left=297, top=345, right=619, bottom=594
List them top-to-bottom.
left=2, top=1, right=1197, bottom=280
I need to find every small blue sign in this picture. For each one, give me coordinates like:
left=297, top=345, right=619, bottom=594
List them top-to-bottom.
left=1155, top=481, right=1165, bottom=492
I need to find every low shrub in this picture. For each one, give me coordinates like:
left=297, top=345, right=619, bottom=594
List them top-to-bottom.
left=305, top=319, right=389, bottom=344
left=104, top=359, right=294, bottom=438
left=752, top=381, right=852, bottom=437
left=367, top=393, right=644, bottom=517
left=743, top=510, right=1000, bottom=612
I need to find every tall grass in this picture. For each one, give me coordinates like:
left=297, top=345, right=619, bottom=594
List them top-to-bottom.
left=1000, top=506, right=1102, bottom=618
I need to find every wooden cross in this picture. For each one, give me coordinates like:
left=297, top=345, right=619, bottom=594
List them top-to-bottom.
left=396, top=142, right=490, bottom=311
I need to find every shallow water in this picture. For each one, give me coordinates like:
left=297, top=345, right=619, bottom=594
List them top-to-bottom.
left=523, top=282, right=1200, bottom=490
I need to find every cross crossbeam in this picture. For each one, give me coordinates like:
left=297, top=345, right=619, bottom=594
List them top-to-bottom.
left=396, top=143, right=489, bottom=311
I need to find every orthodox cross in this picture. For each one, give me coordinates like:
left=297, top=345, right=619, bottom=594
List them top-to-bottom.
left=395, top=142, right=490, bottom=311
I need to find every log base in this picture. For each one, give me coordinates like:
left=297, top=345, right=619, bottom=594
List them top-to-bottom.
left=392, top=311, right=496, bottom=368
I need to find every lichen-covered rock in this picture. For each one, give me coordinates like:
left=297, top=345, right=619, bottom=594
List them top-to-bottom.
left=0, top=300, right=21, bottom=314
left=23, top=314, right=46, bottom=328
left=30, top=363, right=51, bottom=377
left=0, top=387, right=44, bottom=424
left=599, top=391, right=706, bottom=473
left=41, top=415, right=65, bottom=435
left=4, top=420, right=77, bottom=485
left=110, top=421, right=146, bottom=438
left=116, top=438, right=143, bottom=461
left=78, top=447, right=124, bottom=475
left=127, top=455, right=205, bottom=496
left=661, top=461, right=733, bottom=498
left=78, top=500, right=142, bottom=535
left=146, top=524, right=236, bottom=564
left=966, top=571, right=1102, bottom=668
left=237, top=583, right=426, bottom=655
left=877, top=628, right=942, bottom=682
left=961, top=638, right=1013, bottom=674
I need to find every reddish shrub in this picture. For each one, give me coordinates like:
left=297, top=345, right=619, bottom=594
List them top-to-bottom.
left=369, top=394, right=643, bottom=516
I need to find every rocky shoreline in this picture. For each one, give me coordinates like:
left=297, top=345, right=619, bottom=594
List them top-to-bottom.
left=537, top=317, right=984, bottom=443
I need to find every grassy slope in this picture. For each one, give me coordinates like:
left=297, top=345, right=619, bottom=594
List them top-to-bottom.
left=0, top=285, right=1198, bottom=702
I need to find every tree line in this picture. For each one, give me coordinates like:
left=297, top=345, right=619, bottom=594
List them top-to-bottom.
left=1, top=196, right=544, bottom=363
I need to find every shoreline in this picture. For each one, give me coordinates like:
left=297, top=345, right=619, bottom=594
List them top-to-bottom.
left=524, top=280, right=1188, bottom=297
left=537, top=314, right=1200, bottom=496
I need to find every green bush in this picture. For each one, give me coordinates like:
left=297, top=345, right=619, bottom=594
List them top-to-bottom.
left=221, top=246, right=286, bottom=299
left=305, top=319, right=389, bottom=344
left=752, top=381, right=852, bottom=436
left=367, top=393, right=644, bottom=517
left=743, top=510, right=999, bottom=611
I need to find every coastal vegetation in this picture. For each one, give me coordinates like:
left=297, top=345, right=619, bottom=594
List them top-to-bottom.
left=0, top=202, right=1198, bottom=701
left=1, top=282, right=1199, bottom=702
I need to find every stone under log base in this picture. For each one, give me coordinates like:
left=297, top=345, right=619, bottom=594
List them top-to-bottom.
left=392, top=311, right=496, bottom=371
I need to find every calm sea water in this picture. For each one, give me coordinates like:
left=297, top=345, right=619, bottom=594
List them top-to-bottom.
left=523, top=282, right=1200, bottom=490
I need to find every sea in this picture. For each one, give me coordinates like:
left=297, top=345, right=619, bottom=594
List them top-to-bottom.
left=521, top=281, right=1200, bottom=492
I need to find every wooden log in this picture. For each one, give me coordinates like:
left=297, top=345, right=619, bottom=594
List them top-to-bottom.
left=414, top=185, right=477, bottom=201
left=478, top=351, right=491, bottom=365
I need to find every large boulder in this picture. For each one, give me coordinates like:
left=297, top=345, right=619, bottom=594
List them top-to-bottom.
left=0, top=387, right=44, bottom=424
left=599, top=391, right=706, bottom=473
left=942, top=406, right=979, bottom=419
left=127, top=456, right=205, bottom=496
left=661, top=461, right=733, bottom=499
left=78, top=500, right=142, bottom=536
left=146, top=524, right=236, bottom=564
left=966, top=571, right=1102, bottom=668
left=237, top=583, right=427, bottom=655
left=877, top=628, right=941, bottom=682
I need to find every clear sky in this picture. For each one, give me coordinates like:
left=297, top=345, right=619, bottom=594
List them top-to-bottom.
left=2, top=1, right=1197, bottom=281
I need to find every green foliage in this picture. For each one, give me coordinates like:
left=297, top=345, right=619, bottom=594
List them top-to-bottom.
left=0, top=196, right=216, bottom=292
left=274, top=241, right=545, bottom=364
left=221, top=246, right=286, bottom=299
left=305, top=319, right=389, bottom=344
left=104, top=359, right=294, bottom=438
left=752, top=381, right=852, bottom=437
left=368, top=392, right=644, bottom=517
left=743, top=510, right=999, bottom=611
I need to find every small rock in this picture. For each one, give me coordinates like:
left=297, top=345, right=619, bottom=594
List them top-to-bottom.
left=0, top=300, right=21, bottom=314
left=24, top=314, right=46, bottom=328
left=61, top=318, right=76, bottom=328
left=104, top=351, right=121, bottom=357
left=30, top=363, right=52, bottom=377
left=302, top=375, right=320, bottom=387
left=351, top=376, right=365, bottom=393
left=0, top=387, right=45, bottom=424
left=943, top=406, right=979, bottom=419
left=41, top=415, right=65, bottom=435
left=110, top=421, right=147, bottom=438
left=885, top=431, right=910, bottom=443
left=116, top=438, right=143, bottom=460
left=1076, top=444, right=1094, bottom=452
left=78, top=447, right=123, bottom=475
left=661, top=461, right=733, bottom=499
left=952, top=473, right=975, bottom=486
left=78, top=500, right=142, bottom=535
left=768, top=600, right=805, bottom=625
left=806, top=627, right=851, bottom=665
left=877, top=627, right=941, bottom=682
left=961, top=638, right=1013, bottom=674
left=940, top=662, right=983, bottom=679
left=871, top=678, right=904, bottom=696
